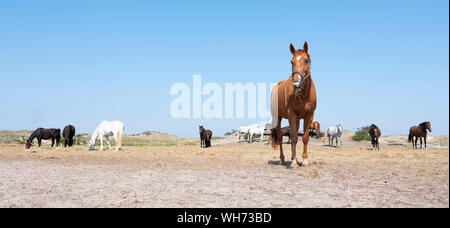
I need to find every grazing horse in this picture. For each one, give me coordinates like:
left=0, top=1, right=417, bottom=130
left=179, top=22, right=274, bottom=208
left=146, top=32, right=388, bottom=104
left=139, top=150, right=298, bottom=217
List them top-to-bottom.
left=268, top=41, right=317, bottom=167
left=88, top=121, right=125, bottom=151
left=309, top=121, right=321, bottom=139
left=409, top=121, right=432, bottom=149
left=237, top=124, right=259, bottom=142
left=327, top=124, right=343, bottom=148
left=369, top=124, right=381, bottom=150
left=63, top=125, right=76, bottom=147
left=248, top=125, right=266, bottom=143
left=199, top=126, right=213, bottom=148
left=25, top=128, right=61, bottom=149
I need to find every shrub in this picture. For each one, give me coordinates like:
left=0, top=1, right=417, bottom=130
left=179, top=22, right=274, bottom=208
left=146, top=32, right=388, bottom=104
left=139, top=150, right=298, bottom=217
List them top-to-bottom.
left=352, top=126, right=371, bottom=141
left=224, top=129, right=237, bottom=136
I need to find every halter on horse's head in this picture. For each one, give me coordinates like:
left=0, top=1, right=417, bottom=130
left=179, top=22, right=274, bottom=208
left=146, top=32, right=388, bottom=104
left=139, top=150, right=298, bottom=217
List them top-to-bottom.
left=290, top=42, right=311, bottom=95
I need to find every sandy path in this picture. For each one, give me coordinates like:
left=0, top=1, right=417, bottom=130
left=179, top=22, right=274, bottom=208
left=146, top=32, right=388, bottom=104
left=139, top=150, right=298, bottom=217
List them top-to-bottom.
left=0, top=142, right=448, bottom=208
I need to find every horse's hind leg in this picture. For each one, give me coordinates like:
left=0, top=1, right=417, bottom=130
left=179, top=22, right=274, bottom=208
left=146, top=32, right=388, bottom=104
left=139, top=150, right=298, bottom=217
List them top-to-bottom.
left=276, top=117, right=285, bottom=164
left=105, top=136, right=111, bottom=150
left=414, top=137, right=418, bottom=149
left=51, top=138, right=55, bottom=147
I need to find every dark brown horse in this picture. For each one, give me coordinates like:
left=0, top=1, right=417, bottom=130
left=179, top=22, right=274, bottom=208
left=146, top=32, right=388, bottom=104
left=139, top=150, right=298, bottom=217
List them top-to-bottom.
left=269, top=41, right=317, bottom=167
left=309, top=121, right=321, bottom=139
left=409, top=122, right=431, bottom=149
left=369, top=124, right=381, bottom=150
left=63, top=125, right=76, bottom=147
left=199, top=126, right=213, bottom=148
left=268, top=126, right=292, bottom=145
left=25, top=128, right=61, bottom=149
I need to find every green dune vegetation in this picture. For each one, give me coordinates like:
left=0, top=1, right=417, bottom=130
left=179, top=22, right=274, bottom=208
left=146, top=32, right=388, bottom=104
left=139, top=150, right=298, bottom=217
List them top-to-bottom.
left=0, top=130, right=224, bottom=147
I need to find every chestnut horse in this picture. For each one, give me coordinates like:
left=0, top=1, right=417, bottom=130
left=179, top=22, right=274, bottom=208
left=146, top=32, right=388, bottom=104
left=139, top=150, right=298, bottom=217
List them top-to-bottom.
left=269, top=41, right=316, bottom=167
left=309, top=121, right=321, bottom=139
left=408, top=122, right=431, bottom=149
left=369, top=124, right=381, bottom=150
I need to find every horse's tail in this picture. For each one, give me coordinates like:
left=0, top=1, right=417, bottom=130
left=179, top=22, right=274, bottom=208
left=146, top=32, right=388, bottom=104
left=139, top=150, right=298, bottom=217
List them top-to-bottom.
left=116, top=125, right=124, bottom=149
left=270, top=128, right=279, bottom=149
left=56, top=129, right=61, bottom=139
left=408, top=132, right=412, bottom=142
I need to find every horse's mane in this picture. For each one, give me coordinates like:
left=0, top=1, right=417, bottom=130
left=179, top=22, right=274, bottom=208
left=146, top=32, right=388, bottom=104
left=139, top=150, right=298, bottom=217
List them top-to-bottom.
left=419, top=121, right=429, bottom=126
left=371, top=124, right=378, bottom=129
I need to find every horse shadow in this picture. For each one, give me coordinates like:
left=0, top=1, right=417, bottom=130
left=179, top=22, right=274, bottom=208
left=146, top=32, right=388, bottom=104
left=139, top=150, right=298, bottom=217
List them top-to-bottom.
left=268, top=160, right=304, bottom=168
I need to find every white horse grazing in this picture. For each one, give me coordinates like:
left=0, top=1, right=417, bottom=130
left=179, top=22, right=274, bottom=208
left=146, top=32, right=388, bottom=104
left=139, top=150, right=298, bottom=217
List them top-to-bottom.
left=88, top=120, right=125, bottom=151
left=237, top=124, right=260, bottom=142
left=327, top=124, right=343, bottom=148
left=248, top=125, right=266, bottom=143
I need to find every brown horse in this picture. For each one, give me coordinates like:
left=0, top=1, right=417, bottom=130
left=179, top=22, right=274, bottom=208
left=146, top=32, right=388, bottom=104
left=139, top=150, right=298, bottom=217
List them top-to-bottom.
left=269, top=41, right=317, bottom=167
left=309, top=121, right=321, bottom=139
left=408, top=122, right=431, bottom=149
left=369, top=124, right=381, bottom=150
left=199, top=126, right=212, bottom=148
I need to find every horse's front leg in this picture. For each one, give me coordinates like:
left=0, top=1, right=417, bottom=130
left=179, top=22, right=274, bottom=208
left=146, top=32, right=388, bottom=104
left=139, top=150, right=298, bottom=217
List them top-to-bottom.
left=302, top=114, right=313, bottom=166
left=288, top=115, right=300, bottom=168
left=99, top=135, right=104, bottom=151
left=424, top=136, right=427, bottom=149
left=51, top=138, right=55, bottom=147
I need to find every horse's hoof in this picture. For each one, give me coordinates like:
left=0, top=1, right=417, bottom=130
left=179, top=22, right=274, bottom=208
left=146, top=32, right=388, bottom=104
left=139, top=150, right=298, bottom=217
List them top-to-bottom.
left=302, top=160, right=309, bottom=166
left=290, top=162, right=299, bottom=168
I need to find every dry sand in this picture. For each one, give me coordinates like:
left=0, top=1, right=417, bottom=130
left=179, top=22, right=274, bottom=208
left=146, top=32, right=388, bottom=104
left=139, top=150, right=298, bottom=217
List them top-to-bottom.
left=0, top=138, right=448, bottom=208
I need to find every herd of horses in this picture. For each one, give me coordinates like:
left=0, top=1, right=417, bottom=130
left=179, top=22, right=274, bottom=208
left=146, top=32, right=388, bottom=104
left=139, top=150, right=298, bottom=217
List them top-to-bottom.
left=22, top=41, right=434, bottom=168
left=25, top=120, right=125, bottom=151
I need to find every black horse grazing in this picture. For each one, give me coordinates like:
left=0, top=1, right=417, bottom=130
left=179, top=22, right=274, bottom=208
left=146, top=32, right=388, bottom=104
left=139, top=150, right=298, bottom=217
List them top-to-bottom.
left=369, top=124, right=381, bottom=150
left=63, top=125, right=76, bottom=147
left=199, top=126, right=213, bottom=148
left=25, top=128, right=61, bottom=149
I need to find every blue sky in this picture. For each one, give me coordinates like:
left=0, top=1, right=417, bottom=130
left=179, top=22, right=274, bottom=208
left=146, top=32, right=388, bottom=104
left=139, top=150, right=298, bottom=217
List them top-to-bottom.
left=0, top=0, right=448, bottom=137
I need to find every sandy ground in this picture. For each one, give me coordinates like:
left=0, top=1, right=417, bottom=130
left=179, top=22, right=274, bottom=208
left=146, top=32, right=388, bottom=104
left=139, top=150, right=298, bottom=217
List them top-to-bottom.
left=0, top=138, right=448, bottom=208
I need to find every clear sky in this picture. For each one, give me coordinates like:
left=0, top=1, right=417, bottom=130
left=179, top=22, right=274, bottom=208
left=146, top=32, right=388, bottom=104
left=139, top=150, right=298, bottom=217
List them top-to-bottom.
left=0, top=0, right=448, bottom=138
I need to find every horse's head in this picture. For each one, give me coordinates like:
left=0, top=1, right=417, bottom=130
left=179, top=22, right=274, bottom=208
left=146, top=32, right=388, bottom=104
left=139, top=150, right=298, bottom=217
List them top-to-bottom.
left=290, top=42, right=311, bottom=89
left=422, top=121, right=432, bottom=132
left=337, top=124, right=343, bottom=134
left=199, top=125, right=204, bottom=134
left=87, top=139, right=95, bottom=150
left=25, top=140, right=32, bottom=149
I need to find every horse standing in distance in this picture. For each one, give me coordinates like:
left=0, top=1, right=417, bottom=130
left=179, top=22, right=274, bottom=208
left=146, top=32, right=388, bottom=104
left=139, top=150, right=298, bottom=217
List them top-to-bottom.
left=268, top=41, right=317, bottom=167
left=88, top=121, right=125, bottom=151
left=309, top=121, right=321, bottom=139
left=408, top=121, right=432, bottom=149
left=327, top=124, right=343, bottom=148
left=369, top=124, right=381, bottom=150
left=63, top=125, right=76, bottom=147
left=199, top=126, right=213, bottom=148
left=266, top=126, right=292, bottom=145
left=25, top=128, right=61, bottom=149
